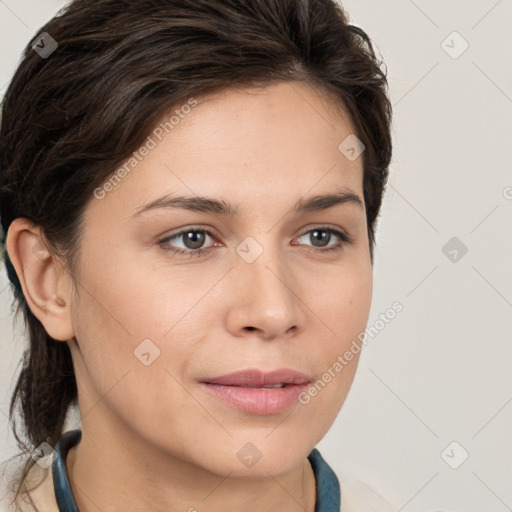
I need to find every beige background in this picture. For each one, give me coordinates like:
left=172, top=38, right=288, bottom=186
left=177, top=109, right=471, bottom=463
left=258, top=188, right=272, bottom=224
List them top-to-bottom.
left=1, top=1, right=511, bottom=510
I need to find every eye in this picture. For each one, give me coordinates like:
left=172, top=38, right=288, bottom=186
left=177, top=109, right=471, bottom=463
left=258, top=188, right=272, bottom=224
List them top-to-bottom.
left=158, top=225, right=353, bottom=258
left=159, top=227, right=216, bottom=258
left=294, top=227, right=352, bottom=253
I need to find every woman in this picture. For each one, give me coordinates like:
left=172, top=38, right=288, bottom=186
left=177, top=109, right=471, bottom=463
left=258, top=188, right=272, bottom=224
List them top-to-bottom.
left=0, top=0, right=393, bottom=510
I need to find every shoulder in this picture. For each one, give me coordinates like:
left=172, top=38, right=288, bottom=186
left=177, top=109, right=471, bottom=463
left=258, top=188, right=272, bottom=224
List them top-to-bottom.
left=0, top=457, right=57, bottom=512
left=338, top=472, right=395, bottom=512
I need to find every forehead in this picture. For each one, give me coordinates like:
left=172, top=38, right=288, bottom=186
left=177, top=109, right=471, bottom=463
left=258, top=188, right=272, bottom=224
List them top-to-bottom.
left=87, top=81, right=364, bottom=222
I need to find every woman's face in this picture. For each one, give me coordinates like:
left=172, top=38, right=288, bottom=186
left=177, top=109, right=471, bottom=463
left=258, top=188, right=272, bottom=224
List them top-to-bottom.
left=64, top=80, right=372, bottom=476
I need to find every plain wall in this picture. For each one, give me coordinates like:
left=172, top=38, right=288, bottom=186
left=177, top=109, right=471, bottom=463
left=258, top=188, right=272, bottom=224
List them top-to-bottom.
left=1, top=1, right=511, bottom=510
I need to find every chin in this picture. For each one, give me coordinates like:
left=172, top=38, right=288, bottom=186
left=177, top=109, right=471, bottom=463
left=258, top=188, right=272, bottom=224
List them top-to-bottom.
left=202, top=436, right=314, bottom=478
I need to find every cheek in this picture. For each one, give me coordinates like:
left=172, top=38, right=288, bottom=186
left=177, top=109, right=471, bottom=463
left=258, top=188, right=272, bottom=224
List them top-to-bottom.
left=77, top=242, right=211, bottom=343
left=69, top=248, right=210, bottom=411
left=304, top=256, right=373, bottom=341
left=297, top=260, right=372, bottom=414
left=69, top=268, right=201, bottom=445
left=335, top=272, right=372, bottom=341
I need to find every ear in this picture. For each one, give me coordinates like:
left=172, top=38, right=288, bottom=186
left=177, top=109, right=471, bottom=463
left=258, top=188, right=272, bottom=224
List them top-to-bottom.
left=6, top=218, right=76, bottom=342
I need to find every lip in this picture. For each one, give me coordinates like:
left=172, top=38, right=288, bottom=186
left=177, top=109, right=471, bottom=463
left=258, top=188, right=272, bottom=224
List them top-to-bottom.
left=199, top=368, right=312, bottom=415
left=200, top=368, right=312, bottom=387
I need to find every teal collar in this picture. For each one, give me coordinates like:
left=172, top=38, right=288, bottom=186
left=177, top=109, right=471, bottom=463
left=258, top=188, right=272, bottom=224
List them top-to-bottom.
left=52, top=430, right=341, bottom=512
left=52, top=430, right=81, bottom=512
left=308, top=447, right=341, bottom=511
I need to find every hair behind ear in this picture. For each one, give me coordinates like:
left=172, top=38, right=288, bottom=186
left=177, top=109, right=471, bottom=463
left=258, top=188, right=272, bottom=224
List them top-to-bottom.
left=5, top=296, right=78, bottom=507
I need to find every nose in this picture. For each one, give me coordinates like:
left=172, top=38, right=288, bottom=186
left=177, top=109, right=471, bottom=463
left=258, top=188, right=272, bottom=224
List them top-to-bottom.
left=224, top=237, right=306, bottom=340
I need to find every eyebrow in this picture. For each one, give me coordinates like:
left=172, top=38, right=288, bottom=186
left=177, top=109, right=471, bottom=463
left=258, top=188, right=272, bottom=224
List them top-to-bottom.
left=132, top=188, right=364, bottom=218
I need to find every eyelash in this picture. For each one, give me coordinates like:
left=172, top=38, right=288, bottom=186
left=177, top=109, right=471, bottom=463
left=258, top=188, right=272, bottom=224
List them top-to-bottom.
left=158, top=225, right=353, bottom=258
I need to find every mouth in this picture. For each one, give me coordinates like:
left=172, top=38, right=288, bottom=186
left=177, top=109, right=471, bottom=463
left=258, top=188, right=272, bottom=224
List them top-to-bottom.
left=199, top=368, right=312, bottom=415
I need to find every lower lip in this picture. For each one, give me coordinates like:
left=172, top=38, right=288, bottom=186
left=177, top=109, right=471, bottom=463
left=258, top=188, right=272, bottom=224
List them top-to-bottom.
left=199, top=382, right=310, bottom=415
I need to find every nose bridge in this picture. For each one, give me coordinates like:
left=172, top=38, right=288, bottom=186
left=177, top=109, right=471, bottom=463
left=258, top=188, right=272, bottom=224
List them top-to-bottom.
left=233, top=232, right=299, bottom=328
left=237, top=233, right=287, bottom=288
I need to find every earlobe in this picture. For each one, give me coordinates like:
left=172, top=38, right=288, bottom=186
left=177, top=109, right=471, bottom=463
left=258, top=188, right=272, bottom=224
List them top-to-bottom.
left=6, top=218, right=76, bottom=342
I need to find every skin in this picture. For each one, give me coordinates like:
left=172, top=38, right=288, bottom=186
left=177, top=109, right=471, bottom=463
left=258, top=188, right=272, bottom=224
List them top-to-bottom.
left=7, top=80, right=372, bottom=512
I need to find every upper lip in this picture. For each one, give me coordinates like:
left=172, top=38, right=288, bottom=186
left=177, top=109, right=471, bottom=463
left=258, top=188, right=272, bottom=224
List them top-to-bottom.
left=201, top=368, right=312, bottom=387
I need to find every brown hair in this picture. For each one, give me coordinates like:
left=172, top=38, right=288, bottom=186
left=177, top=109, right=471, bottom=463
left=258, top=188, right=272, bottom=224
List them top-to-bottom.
left=0, top=0, right=392, bottom=506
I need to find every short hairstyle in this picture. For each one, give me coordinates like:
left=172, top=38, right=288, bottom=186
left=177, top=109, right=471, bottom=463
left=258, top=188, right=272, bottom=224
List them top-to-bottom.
left=0, top=0, right=392, bottom=502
